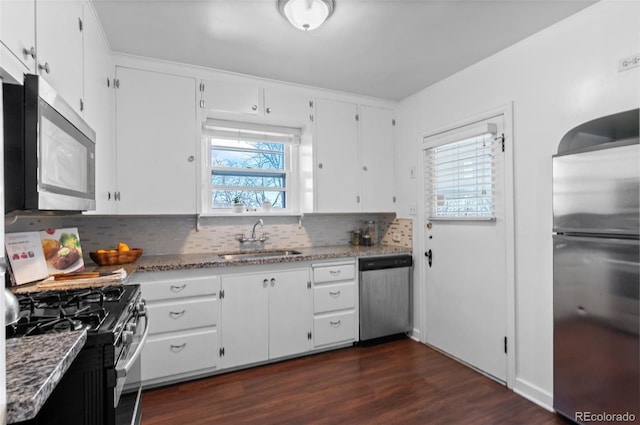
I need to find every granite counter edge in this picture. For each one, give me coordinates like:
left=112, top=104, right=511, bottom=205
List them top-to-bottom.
left=6, top=330, right=87, bottom=423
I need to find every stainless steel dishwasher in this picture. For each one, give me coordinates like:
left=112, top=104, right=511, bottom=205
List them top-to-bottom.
left=359, top=254, right=413, bottom=341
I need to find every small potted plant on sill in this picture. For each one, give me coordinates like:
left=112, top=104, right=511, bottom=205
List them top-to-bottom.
left=232, top=196, right=244, bottom=213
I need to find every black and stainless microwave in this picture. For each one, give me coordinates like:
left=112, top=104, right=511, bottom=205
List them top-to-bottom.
left=3, top=74, right=96, bottom=213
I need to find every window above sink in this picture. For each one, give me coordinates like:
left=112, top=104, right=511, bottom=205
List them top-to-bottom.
left=202, top=119, right=302, bottom=215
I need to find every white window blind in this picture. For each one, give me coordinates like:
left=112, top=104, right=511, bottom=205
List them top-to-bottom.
left=425, top=128, right=497, bottom=220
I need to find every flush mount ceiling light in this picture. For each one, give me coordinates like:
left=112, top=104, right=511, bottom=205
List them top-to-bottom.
left=278, top=0, right=335, bottom=31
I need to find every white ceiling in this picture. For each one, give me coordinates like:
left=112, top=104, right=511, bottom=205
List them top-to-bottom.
left=91, top=0, right=596, bottom=101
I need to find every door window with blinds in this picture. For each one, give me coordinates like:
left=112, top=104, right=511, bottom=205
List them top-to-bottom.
left=202, top=119, right=300, bottom=211
left=424, top=122, right=498, bottom=220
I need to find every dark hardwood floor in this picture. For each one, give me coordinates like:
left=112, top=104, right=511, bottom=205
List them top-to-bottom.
left=141, top=338, right=567, bottom=425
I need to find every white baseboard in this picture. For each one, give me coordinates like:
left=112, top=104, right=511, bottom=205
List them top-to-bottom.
left=409, top=328, right=421, bottom=342
left=513, top=377, right=554, bottom=412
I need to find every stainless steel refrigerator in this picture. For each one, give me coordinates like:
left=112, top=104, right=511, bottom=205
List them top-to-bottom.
left=553, top=109, right=639, bottom=424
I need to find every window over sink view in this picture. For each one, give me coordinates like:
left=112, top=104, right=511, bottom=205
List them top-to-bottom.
left=203, top=120, right=301, bottom=213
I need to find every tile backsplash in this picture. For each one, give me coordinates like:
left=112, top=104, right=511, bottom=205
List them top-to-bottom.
left=5, top=213, right=412, bottom=258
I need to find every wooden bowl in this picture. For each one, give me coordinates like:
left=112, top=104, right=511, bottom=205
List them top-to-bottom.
left=89, top=248, right=143, bottom=266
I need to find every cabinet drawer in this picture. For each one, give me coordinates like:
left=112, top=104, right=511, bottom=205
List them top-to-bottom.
left=313, top=263, right=355, bottom=283
left=141, top=276, right=219, bottom=301
left=314, top=282, right=355, bottom=313
left=147, top=297, right=218, bottom=335
left=314, top=311, right=355, bottom=347
left=142, top=329, right=218, bottom=382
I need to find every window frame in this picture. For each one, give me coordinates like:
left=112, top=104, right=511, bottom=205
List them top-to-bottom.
left=201, top=120, right=301, bottom=214
left=423, top=122, right=498, bottom=221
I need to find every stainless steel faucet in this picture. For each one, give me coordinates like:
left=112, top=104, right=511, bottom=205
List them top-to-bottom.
left=237, top=219, right=267, bottom=243
left=251, top=219, right=264, bottom=240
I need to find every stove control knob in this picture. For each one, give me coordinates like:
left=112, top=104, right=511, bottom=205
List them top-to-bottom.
left=136, top=300, right=147, bottom=315
left=125, top=323, right=137, bottom=334
left=122, top=330, right=135, bottom=345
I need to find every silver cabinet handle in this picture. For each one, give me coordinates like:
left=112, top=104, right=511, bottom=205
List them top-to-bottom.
left=22, top=46, right=36, bottom=59
left=38, top=62, right=50, bottom=74
left=251, top=104, right=258, bottom=111
left=266, top=107, right=272, bottom=114
left=329, top=270, right=341, bottom=276
left=270, top=278, right=276, bottom=287
left=263, top=279, right=268, bottom=288
left=170, top=284, right=186, bottom=292
left=329, top=291, right=341, bottom=298
left=169, top=310, right=186, bottom=319
left=330, top=320, right=342, bottom=327
left=170, top=343, right=186, bottom=353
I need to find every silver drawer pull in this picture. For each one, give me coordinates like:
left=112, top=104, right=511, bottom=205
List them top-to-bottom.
left=329, top=270, right=341, bottom=276
left=170, top=284, right=186, bottom=292
left=329, top=291, right=341, bottom=298
left=169, top=310, right=186, bottom=319
left=329, top=320, right=342, bottom=327
left=170, top=343, right=186, bottom=353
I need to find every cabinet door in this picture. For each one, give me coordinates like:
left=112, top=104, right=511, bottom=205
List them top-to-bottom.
left=0, top=0, right=35, bottom=81
left=36, top=0, right=84, bottom=115
left=83, top=9, right=115, bottom=214
left=115, top=67, right=197, bottom=214
left=202, top=79, right=260, bottom=115
left=263, top=88, right=311, bottom=124
left=314, top=98, right=359, bottom=212
left=359, top=105, right=396, bottom=212
left=268, top=269, right=312, bottom=359
left=220, top=275, right=269, bottom=369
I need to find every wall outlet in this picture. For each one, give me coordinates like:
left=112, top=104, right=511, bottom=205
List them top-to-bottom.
left=619, top=53, right=640, bottom=72
left=409, top=204, right=417, bottom=215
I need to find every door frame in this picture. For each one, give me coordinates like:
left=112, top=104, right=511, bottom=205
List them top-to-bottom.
left=417, top=102, right=516, bottom=389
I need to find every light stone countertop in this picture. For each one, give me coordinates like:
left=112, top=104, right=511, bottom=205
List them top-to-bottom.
left=4, top=244, right=411, bottom=423
left=131, top=244, right=413, bottom=272
left=6, top=330, right=87, bottom=423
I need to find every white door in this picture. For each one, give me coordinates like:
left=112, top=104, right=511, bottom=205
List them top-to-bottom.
left=36, top=0, right=84, bottom=115
left=115, top=67, right=197, bottom=214
left=314, top=98, right=359, bottom=212
left=359, top=105, right=396, bottom=212
left=422, top=115, right=507, bottom=382
left=268, top=269, right=312, bottom=359
left=220, top=275, right=269, bottom=369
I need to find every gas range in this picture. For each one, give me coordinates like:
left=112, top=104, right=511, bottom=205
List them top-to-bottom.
left=8, top=284, right=148, bottom=425
left=8, top=285, right=133, bottom=339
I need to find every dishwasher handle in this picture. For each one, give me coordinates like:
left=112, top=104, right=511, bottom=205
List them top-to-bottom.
left=359, top=254, right=413, bottom=271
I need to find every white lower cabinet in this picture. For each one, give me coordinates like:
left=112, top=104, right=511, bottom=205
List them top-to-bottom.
left=312, top=260, right=358, bottom=348
left=131, top=261, right=357, bottom=387
left=220, top=268, right=312, bottom=369
left=129, top=270, right=220, bottom=387
left=314, top=311, right=356, bottom=347
left=143, top=329, right=218, bottom=383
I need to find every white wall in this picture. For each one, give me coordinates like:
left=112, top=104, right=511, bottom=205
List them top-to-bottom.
left=396, top=0, right=639, bottom=409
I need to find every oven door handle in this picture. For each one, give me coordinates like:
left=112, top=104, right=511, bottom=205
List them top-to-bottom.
left=116, top=313, right=150, bottom=379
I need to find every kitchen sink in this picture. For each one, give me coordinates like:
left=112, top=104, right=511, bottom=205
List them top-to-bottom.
left=218, top=250, right=303, bottom=260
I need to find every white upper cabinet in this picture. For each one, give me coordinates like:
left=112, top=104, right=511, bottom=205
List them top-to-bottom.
left=0, top=0, right=36, bottom=82
left=36, top=0, right=84, bottom=115
left=83, top=6, right=115, bottom=214
left=115, top=67, right=197, bottom=214
left=200, top=80, right=312, bottom=125
left=201, top=80, right=261, bottom=116
left=263, top=87, right=312, bottom=124
left=314, top=98, right=360, bottom=212
left=314, top=99, right=396, bottom=213
left=359, top=105, right=396, bottom=212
